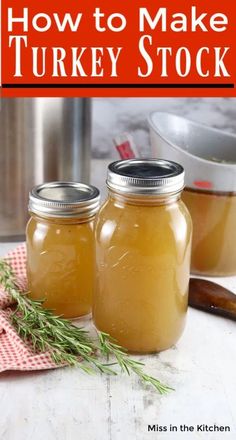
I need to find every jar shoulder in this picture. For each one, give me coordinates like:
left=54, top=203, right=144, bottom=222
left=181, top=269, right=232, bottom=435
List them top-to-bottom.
left=97, top=197, right=192, bottom=220
left=96, top=198, right=192, bottom=241
left=26, top=215, right=94, bottom=245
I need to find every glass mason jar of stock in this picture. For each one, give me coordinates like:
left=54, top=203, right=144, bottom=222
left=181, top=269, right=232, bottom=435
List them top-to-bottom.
left=93, top=159, right=192, bottom=353
left=26, top=181, right=100, bottom=319
left=182, top=188, right=236, bottom=276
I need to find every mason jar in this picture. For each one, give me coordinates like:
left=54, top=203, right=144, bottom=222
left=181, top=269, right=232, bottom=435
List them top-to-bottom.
left=93, top=159, right=192, bottom=353
left=26, top=181, right=100, bottom=319
left=182, top=189, right=236, bottom=276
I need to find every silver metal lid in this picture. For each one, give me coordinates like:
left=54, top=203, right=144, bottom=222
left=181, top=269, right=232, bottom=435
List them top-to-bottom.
left=107, top=159, right=185, bottom=195
left=29, top=182, right=100, bottom=219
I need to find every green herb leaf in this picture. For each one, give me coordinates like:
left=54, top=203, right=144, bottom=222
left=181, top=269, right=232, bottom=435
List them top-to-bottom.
left=0, top=259, right=172, bottom=394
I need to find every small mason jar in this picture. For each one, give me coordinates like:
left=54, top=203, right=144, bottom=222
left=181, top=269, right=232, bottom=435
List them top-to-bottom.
left=93, top=159, right=192, bottom=353
left=26, top=182, right=100, bottom=319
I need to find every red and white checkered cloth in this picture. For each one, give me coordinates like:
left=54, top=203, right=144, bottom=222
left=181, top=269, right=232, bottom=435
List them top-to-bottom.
left=0, top=244, right=61, bottom=372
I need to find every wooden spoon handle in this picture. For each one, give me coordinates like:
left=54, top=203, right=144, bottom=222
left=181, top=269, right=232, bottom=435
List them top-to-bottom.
left=189, top=278, right=236, bottom=321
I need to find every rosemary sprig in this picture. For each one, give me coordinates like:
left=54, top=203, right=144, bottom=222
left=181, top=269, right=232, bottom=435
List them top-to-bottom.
left=0, top=259, right=172, bottom=394
left=0, top=259, right=113, bottom=375
left=98, top=332, right=174, bottom=394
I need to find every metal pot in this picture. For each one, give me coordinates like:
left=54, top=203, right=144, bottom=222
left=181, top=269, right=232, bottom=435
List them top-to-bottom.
left=0, top=98, right=91, bottom=241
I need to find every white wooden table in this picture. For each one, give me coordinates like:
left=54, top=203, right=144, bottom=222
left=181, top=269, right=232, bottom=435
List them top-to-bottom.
left=1, top=241, right=236, bottom=440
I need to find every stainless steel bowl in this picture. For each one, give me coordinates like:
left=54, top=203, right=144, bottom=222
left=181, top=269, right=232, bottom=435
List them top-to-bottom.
left=149, top=112, right=236, bottom=192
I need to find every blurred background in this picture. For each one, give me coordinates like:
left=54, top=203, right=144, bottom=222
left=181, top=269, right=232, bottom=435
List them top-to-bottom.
left=1, top=97, right=236, bottom=241
left=92, top=98, right=236, bottom=157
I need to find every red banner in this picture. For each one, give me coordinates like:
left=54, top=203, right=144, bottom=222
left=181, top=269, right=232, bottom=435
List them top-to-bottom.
left=1, top=0, right=235, bottom=97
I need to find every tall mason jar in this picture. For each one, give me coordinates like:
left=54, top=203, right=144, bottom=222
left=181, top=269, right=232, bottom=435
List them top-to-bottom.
left=93, top=159, right=192, bottom=353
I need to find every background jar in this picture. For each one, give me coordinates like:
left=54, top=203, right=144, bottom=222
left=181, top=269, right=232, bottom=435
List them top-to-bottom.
left=149, top=112, right=236, bottom=277
left=93, top=159, right=192, bottom=354
left=26, top=182, right=100, bottom=319
left=182, top=189, right=236, bottom=276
